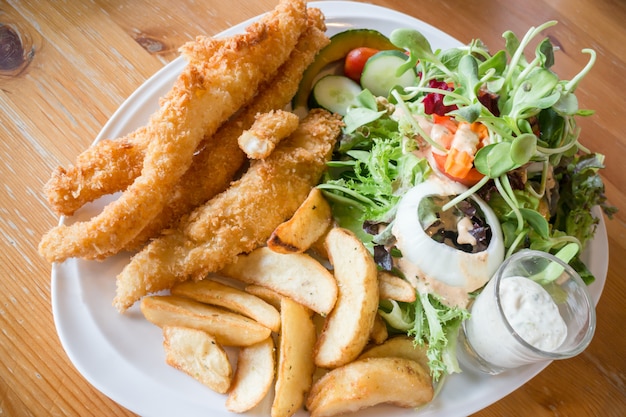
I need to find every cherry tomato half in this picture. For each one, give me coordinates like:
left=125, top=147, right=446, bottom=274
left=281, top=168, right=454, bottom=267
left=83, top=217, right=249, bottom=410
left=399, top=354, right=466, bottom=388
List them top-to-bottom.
left=344, top=47, right=380, bottom=83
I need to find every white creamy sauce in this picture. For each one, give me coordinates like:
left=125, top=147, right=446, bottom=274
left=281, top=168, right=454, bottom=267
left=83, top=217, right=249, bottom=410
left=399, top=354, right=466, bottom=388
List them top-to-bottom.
left=411, top=114, right=479, bottom=156
left=413, top=114, right=433, bottom=137
left=450, top=122, right=479, bottom=155
left=430, top=123, right=452, bottom=148
left=391, top=178, right=504, bottom=293
left=456, top=216, right=476, bottom=246
left=397, top=257, right=472, bottom=308
left=465, top=275, right=568, bottom=368
left=500, top=276, right=567, bottom=351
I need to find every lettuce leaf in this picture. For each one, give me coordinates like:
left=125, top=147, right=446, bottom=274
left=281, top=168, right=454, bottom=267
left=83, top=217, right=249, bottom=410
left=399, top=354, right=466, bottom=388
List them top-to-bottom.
left=319, top=113, right=431, bottom=232
left=553, top=153, right=616, bottom=248
left=379, top=293, right=470, bottom=381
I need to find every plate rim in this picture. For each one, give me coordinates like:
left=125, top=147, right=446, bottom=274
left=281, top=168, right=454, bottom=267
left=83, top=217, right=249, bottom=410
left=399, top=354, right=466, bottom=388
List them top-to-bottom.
left=50, top=2, right=610, bottom=416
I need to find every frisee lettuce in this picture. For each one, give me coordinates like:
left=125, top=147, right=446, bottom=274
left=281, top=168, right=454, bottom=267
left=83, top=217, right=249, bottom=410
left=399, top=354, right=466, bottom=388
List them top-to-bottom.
left=316, top=21, right=615, bottom=381
left=319, top=108, right=431, bottom=229
left=554, top=153, right=617, bottom=248
left=379, top=293, right=469, bottom=381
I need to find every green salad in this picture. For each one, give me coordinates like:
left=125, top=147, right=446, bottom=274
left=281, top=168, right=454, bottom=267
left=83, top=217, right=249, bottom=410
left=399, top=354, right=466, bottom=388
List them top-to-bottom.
left=298, top=21, right=616, bottom=381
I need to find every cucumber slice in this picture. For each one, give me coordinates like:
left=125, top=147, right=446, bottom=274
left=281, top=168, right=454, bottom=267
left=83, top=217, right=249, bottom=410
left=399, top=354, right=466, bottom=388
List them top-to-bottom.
left=292, top=29, right=400, bottom=110
left=360, top=50, right=417, bottom=98
left=311, top=75, right=362, bottom=116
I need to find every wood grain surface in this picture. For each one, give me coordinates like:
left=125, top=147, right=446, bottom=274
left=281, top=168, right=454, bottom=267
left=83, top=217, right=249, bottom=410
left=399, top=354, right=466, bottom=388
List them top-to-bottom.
left=1, top=0, right=624, bottom=416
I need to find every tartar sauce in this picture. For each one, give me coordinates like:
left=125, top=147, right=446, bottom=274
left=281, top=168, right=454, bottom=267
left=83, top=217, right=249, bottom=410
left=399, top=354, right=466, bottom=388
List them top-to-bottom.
left=465, top=276, right=567, bottom=368
left=501, top=276, right=567, bottom=351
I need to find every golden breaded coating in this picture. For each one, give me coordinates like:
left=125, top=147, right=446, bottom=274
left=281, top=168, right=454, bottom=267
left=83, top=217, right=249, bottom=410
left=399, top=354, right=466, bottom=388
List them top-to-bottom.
left=38, top=0, right=309, bottom=262
left=44, top=8, right=326, bottom=218
left=123, top=13, right=329, bottom=250
left=113, top=109, right=342, bottom=312
left=238, top=110, right=300, bottom=160
left=44, top=127, right=148, bottom=216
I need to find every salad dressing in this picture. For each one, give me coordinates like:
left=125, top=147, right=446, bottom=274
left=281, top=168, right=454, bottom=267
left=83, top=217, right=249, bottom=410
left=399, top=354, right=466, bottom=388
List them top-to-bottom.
left=316, top=22, right=609, bottom=379
left=449, top=122, right=479, bottom=155
left=391, top=177, right=504, bottom=292
left=456, top=216, right=477, bottom=246
left=397, top=257, right=472, bottom=308
left=465, top=276, right=567, bottom=368
left=501, top=277, right=567, bottom=351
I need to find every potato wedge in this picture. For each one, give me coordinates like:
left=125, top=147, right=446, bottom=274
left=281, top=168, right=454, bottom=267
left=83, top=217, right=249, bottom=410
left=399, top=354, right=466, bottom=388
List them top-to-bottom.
left=267, top=187, right=332, bottom=254
left=307, top=224, right=331, bottom=261
left=314, top=227, right=378, bottom=368
left=220, top=247, right=337, bottom=316
left=378, top=271, right=417, bottom=303
left=171, top=279, right=281, bottom=332
left=244, top=284, right=284, bottom=310
left=141, top=295, right=271, bottom=346
left=272, top=297, right=316, bottom=417
left=369, top=313, right=389, bottom=345
left=163, top=326, right=232, bottom=394
left=359, top=335, right=430, bottom=372
left=226, top=337, right=275, bottom=413
left=306, top=357, right=434, bottom=417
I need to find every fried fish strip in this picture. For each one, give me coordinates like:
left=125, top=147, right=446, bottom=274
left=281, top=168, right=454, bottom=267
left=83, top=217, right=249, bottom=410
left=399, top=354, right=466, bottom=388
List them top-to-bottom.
left=38, top=0, right=309, bottom=262
left=45, top=7, right=324, bottom=218
left=123, top=13, right=329, bottom=250
left=113, top=109, right=342, bottom=312
left=238, top=110, right=300, bottom=160
left=44, top=127, right=148, bottom=216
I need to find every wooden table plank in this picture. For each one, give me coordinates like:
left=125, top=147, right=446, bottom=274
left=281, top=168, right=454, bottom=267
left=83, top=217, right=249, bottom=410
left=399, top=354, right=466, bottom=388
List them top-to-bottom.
left=1, top=0, right=624, bottom=416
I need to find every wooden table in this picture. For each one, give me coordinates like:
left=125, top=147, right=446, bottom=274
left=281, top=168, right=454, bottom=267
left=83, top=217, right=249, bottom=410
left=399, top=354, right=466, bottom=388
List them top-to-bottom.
left=1, top=0, right=624, bottom=415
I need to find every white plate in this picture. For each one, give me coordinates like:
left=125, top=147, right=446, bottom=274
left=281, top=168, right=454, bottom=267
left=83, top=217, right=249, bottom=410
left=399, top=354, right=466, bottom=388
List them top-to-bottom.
left=51, top=2, right=609, bottom=416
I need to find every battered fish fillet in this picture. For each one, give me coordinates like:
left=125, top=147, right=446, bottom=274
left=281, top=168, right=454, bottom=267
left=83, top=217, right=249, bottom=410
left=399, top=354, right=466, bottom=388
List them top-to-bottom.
left=38, top=0, right=309, bottom=263
left=44, top=7, right=326, bottom=221
left=123, top=12, right=329, bottom=251
left=113, top=109, right=342, bottom=312
left=238, top=110, right=300, bottom=160
left=45, top=127, right=148, bottom=216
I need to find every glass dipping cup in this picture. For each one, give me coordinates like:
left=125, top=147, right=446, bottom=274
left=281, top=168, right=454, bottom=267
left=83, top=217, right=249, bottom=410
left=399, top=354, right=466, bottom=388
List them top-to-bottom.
left=457, top=249, right=596, bottom=375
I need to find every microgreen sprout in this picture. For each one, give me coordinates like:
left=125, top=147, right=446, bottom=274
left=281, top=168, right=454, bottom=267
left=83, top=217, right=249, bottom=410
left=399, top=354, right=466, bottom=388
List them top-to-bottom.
left=319, top=21, right=613, bottom=379
left=388, top=21, right=607, bottom=260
